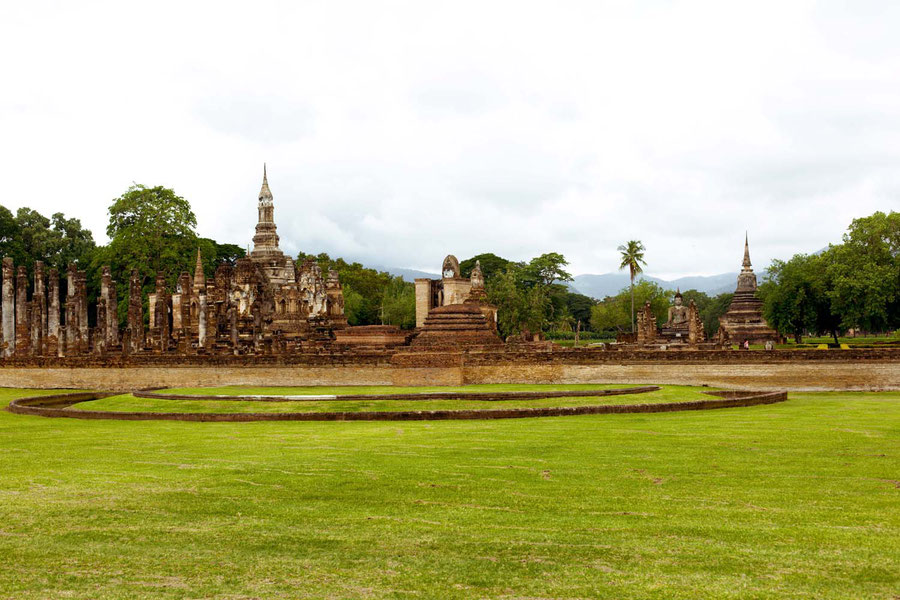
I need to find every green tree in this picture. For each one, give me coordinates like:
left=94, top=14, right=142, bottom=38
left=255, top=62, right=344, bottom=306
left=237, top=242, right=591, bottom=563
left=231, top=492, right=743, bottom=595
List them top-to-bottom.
left=103, top=184, right=199, bottom=283
left=96, top=185, right=209, bottom=326
left=0, top=205, right=24, bottom=263
left=0, top=206, right=96, bottom=273
left=15, top=208, right=56, bottom=267
left=826, top=211, right=899, bottom=333
left=49, top=212, right=96, bottom=271
left=208, top=240, right=247, bottom=266
left=617, top=240, right=647, bottom=333
left=299, top=252, right=395, bottom=326
left=524, top=252, right=573, bottom=287
left=459, top=253, right=512, bottom=280
left=481, top=253, right=575, bottom=337
left=516, top=253, right=574, bottom=325
left=760, top=254, right=839, bottom=343
left=487, top=267, right=550, bottom=338
left=381, top=277, right=416, bottom=329
left=590, top=280, right=668, bottom=335
left=340, top=283, right=365, bottom=326
left=678, top=288, right=710, bottom=329
left=679, top=289, right=730, bottom=338
left=565, top=293, right=596, bottom=331
left=701, top=293, right=733, bottom=340
left=589, top=297, right=629, bottom=335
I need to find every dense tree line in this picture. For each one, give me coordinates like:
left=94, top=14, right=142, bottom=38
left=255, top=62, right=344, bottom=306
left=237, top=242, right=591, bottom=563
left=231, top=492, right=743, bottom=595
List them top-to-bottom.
left=2, top=187, right=248, bottom=326
left=0, top=205, right=95, bottom=275
left=760, top=211, right=899, bottom=343
left=460, top=252, right=591, bottom=338
left=588, top=281, right=733, bottom=339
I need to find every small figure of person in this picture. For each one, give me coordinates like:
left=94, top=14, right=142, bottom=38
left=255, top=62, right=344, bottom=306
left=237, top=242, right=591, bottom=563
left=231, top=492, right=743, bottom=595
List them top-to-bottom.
left=743, top=339, right=750, bottom=350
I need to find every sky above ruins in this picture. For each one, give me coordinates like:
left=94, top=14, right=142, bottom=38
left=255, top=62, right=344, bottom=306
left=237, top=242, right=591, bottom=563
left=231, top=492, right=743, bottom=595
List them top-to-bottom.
left=2, top=1, right=898, bottom=278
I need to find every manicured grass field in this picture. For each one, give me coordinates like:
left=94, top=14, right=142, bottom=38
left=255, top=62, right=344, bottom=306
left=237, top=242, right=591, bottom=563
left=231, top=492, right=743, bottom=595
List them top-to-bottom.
left=160, top=383, right=645, bottom=396
left=76, top=384, right=686, bottom=414
left=1, top=386, right=898, bottom=599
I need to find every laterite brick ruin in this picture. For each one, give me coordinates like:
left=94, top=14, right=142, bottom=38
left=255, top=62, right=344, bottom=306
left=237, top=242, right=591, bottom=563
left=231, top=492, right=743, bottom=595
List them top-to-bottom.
left=0, top=169, right=897, bottom=393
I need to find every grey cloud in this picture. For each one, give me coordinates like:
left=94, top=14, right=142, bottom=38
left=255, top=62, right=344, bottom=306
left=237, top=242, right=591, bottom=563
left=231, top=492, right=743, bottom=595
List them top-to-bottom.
left=5, top=1, right=900, bottom=279
left=411, top=69, right=508, bottom=117
left=194, top=95, right=315, bottom=144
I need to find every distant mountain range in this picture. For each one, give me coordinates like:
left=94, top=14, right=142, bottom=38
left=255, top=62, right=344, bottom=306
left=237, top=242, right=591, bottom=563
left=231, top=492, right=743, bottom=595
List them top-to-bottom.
left=381, top=265, right=740, bottom=299
left=374, top=266, right=439, bottom=281
left=569, top=272, right=739, bottom=299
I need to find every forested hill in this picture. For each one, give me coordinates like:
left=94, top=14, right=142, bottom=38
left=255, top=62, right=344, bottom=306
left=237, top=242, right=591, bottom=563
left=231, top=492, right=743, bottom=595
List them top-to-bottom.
left=384, top=266, right=739, bottom=299
left=571, top=272, right=739, bottom=300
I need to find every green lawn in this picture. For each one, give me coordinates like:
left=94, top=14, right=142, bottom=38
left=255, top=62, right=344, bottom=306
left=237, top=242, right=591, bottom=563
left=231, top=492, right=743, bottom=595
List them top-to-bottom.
left=159, top=383, right=643, bottom=396
left=73, top=384, right=693, bottom=414
left=0, top=386, right=897, bottom=599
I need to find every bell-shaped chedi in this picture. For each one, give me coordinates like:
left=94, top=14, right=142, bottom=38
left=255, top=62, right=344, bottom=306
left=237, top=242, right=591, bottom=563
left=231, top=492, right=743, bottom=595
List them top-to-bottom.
left=718, top=233, right=780, bottom=345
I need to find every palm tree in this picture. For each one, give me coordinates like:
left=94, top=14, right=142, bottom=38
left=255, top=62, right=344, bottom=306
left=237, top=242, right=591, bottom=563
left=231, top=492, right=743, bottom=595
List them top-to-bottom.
left=618, top=240, right=647, bottom=334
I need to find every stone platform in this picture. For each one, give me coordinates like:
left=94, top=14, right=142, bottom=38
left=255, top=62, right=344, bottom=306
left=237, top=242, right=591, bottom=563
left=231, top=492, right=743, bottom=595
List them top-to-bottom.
left=1, top=347, right=897, bottom=392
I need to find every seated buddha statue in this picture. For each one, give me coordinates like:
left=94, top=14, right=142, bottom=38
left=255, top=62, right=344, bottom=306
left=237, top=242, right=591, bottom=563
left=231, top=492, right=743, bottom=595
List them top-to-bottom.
left=665, top=289, right=689, bottom=329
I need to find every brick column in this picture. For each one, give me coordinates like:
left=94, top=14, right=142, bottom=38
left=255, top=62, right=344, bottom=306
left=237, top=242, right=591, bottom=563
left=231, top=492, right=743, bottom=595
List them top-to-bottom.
left=1, top=258, right=14, bottom=356
left=31, top=261, right=46, bottom=355
left=65, top=264, right=77, bottom=355
left=15, top=266, right=30, bottom=355
left=47, top=268, right=60, bottom=356
left=76, top=269, right=88, bottom=351
left=127, top=269, right=143, bottom=353
left=152, top=272, right=170, bottom=353
left=108, top=279, right=118, bottom=347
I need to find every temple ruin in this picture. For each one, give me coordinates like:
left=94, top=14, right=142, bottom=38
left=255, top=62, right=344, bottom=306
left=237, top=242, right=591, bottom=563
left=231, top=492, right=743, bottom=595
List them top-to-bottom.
left=0, top=168, right=349, bottom=358
left=0, top=176, right=786, bottom=361
left=718, top=234, right=780, bottom=345
left=414, top=256, right=497, bottom=328
left=412, top=257, right=500, bottom=347
left=634, top=290, right=707, bottom=348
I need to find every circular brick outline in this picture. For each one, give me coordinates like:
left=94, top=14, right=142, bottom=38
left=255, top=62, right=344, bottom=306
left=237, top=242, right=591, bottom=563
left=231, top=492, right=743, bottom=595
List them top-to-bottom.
left=6, top=389, right=787, bottom=421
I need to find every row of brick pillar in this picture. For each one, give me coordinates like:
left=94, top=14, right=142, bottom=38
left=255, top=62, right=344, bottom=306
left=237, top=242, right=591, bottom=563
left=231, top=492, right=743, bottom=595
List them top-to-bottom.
left=0, top=257, right=123, bottom=357
left=1, top=258, right=282, bottom=359
left=1, top=258, right=67, bottom=357
left=147, top=270, right=210, bottom=354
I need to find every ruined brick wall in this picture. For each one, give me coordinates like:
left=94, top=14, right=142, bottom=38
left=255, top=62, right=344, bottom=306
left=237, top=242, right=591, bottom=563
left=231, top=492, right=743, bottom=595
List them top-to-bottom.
left=0, top=348, right=897, bottom=391
left=392, top=348, right=900, bottom=390
left=0, top=365, right=395, bottom=391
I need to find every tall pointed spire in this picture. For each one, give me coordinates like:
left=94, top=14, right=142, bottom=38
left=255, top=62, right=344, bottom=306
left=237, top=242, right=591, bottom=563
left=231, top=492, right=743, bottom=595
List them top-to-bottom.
left=259, top=163, right=273, bottom=205
left=251, top=164, right=283, bottom=261
left=742, top=231, right=752, bottom=269
left=193, top=248, right=205, bottom=290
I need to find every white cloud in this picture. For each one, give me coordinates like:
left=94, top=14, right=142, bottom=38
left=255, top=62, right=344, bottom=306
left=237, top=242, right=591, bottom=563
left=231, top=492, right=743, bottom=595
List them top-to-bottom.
left=1, top=0, right=898, bottom=279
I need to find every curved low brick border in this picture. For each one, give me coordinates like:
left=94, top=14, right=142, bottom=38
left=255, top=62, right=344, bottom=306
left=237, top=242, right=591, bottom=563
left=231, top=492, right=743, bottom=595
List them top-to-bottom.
left=134, top=385, right=661, bottom=402
left=7, top=389, right=787, bottom=421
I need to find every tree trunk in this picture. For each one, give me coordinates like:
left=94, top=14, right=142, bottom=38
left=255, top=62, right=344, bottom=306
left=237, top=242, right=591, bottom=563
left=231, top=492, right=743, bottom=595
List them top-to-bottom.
left=630, top=273, right=635, bottom=334
left=832, top=329, right=840, bottom=346
left=794, top=332, right=802, bottom=344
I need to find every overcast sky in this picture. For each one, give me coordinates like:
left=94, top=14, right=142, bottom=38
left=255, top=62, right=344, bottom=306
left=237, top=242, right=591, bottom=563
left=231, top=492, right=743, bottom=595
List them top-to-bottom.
left=2, top=1, right=898, bottom=278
